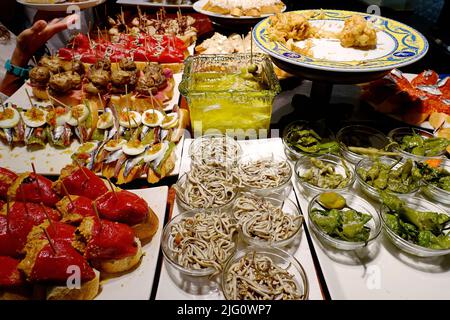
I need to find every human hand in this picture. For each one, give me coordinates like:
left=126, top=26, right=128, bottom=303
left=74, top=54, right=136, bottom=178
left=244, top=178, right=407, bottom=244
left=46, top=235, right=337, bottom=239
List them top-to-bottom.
left=11, top=13, right=79, bottom=67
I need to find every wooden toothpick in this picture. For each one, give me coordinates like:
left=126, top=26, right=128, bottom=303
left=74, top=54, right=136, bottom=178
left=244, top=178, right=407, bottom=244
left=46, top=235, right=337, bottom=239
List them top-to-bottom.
left=25, top=89, right=34, bottom=109
left=74, top=159, right=90, bottom=180
left=31, top=163, right=44, bottom=202
left=106, top=177, right=118, bottom=199
left=60, top=181, right=74, bottom=207
left=92, top=201, right=101, bottom=221
left=40, top=202, right=55, bottom=234
left=42, top=227, right=57, bottom=255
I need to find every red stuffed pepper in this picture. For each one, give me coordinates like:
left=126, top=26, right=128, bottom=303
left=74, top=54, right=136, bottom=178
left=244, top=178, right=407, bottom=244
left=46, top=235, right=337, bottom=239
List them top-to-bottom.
left=54, top=165, right=108, bottom=200
left=8, top=172, right=60, bottom=207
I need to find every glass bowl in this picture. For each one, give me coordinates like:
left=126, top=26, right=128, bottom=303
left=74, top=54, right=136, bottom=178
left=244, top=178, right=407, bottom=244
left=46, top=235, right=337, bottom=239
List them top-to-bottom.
left=179, top=53, right=281, bottom=134
left=282, top=120, right=337, bottom=161
left=337, top=125, right=390, bottom=164
left=388, top=127, right=446, bottom=161
left=188, top=133, right=242, bottom=167
left=236, top=154, right=293, bottom=200
left=294, top=154, right=355, bottom=197
left=355, top=157, right=420, bottom=202
left=422, top=159, right=450, bottom=205
left=175, top=172, right=238, bottom=213
left=308, top=192, right=382, bottom=250
left=231, top=193, right=303, bottom=248
left=380, top=196, right=450, bottom=257
left=161, top=210, right=238, bottom=278
left=221, top=247, right=309, bottom=300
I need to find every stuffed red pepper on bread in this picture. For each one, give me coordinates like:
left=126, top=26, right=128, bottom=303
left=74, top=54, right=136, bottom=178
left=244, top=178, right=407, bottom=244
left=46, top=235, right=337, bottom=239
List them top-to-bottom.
left=53, top=165, right=108, bottom=200
left=7, top=172, right=60, bottom=207
left=95, top=190, right=159, bottom=242
left=56, top=195, right=96, bottom=224
left=0, top=202, right=60, bottom=257
left=73, top=216, right=143, bottom=273
left=18, top=237, right=99, bottom=300
left=0, top=256, right=31, bottom=300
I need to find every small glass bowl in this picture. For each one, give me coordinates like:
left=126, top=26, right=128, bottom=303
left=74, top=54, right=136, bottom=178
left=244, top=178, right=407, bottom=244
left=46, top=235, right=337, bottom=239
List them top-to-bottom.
left=282, top=120, right=337, bottom=161
left=337, top=125, right=390, bottom=164
left=388, top=127, right=446, bottom=161
left=189, top=133, right=242, bottom=167
left=236, top=154, right=293, bottom=200
left=294, top=154, right=355, bottom=197
left=355, top=157, right=420, bottom=202
left=422, top=160, right=450, bottom=205
left=175, top=172, right=238, bottom=213
left=308, top=192, right=382, bottom=250
left=232, top=194, right=303, bottom=248
left=380, top=196, right=450, bottom=257
left=161, top=210, right=238, bottom=278
left=221, top=247, right=309, bottom=300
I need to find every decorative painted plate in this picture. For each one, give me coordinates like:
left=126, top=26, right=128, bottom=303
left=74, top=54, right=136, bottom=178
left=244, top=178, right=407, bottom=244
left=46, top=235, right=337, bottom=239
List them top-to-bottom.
left=253, top=9, right=429, bottom=73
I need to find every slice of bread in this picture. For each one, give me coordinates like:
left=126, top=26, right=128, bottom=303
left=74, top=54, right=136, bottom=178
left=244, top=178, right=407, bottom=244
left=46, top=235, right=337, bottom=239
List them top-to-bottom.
left=132, top=208, right=159, bottom=244
left=92, top=238, right=143, bottom=274
left=46, top=269, right=100, bottom=300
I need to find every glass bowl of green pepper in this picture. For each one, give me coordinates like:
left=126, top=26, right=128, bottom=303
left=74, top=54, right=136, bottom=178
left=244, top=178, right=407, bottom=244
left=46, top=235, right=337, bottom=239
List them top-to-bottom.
left=282, top=120, right=339, bottom=161
left=336, top=125, right=392, bottom=165
left=388, top=127, right=449, bottom=161
left=294, top=154, right=355, bottom=197
left=356, top=157, right=421, bottom=201
left=419, top=160, right=450, bottom=205
left=308, top=192, right=382, bottom=250
left=379, top=192, right=450, bottom=257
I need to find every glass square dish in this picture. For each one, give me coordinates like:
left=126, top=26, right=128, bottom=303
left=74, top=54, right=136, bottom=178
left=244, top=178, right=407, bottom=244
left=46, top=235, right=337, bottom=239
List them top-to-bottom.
left=179, top=53, right=281, bottom=135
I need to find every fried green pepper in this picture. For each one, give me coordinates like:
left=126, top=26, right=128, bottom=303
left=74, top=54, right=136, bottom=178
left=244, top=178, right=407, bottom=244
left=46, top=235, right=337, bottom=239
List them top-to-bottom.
left=285, top=125, right=339, bottom=156
left=399, top=132, right=449, bottom=157
left=301, top=157, right=351, bottom=189
left=357, top=159, right=421, bottom=194
left=417, top=161, right=450, bottom=192
left=381, top=192, right=450, bottom=250
left=311, top=208, right=372, bottom=242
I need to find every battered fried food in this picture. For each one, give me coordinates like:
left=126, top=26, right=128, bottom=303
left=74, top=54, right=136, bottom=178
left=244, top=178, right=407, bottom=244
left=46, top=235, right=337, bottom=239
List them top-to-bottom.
left=268, top=12, right=314, bottom=43
left=339, top=15, right=377, bottom=49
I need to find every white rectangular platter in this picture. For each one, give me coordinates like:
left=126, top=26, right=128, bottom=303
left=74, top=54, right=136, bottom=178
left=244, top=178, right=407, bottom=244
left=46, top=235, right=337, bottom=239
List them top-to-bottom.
left=1, top=74, right=184, bottom=177
left=0, top=136, right=184, bottom=178
left=155, top=137, right=325, bottom=300
left=293, top=164, right=450, bottom=300
left=96, top=186, right=168, bottom=300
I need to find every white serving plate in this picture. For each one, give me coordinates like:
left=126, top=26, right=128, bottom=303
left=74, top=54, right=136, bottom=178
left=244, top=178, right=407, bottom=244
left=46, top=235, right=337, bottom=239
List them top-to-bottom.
left=17, top=0, right=106, bottom=11
left=117, top=0, right=196, bottom=8
left=193, top=0, right=286, bottom=20
left=2, top=72, right=185, bottom=178
left=0, top=135, right=184, bottom=178
left=155, top=137, right=324, bottom=300
left=292, top=164, right=450, bottom=300
left=95, top=186, right=168, bottom=300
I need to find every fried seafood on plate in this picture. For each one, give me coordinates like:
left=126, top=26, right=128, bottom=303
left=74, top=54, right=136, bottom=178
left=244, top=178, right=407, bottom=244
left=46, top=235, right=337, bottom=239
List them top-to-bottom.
left=339, top=15, right=377, bottom=49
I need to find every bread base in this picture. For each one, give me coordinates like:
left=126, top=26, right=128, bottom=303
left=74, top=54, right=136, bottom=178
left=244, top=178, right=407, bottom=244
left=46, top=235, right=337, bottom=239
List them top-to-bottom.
left=132, top=209, right=159, bottom=244
left=92, top=238, right=143, bottom=274
left=46, top=269, right=100, bottom=300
